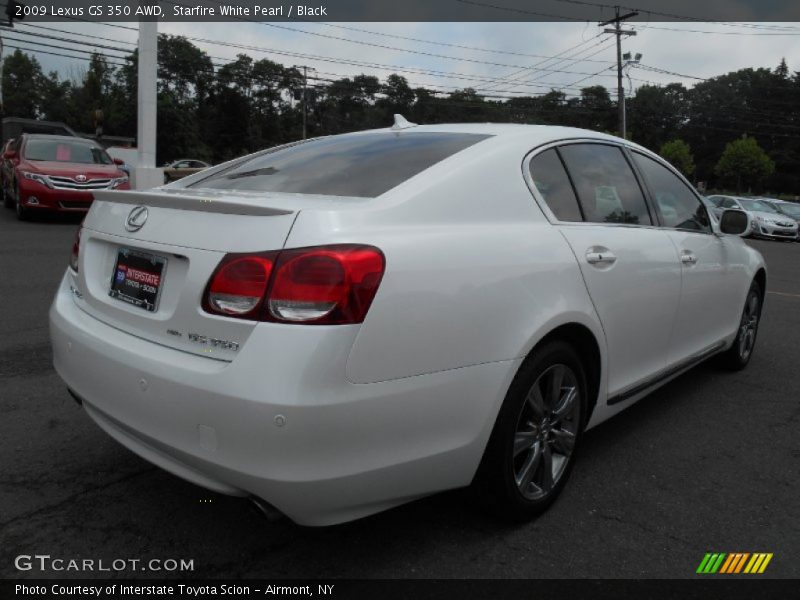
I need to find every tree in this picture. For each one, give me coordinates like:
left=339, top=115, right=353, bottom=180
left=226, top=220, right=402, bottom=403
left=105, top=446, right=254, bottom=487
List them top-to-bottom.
left=1, top=49, right=45, bottom=119
left=775, top=58, right=789, bottom=79
left=379, top=74, right=414, bottom=116
left=627, top=83, right=688, bottom=151
left=574, top=85, right=614, bottom=132
left=714, top=137, right=775, bottom=193
left=659, top=139, right=695, bottom=177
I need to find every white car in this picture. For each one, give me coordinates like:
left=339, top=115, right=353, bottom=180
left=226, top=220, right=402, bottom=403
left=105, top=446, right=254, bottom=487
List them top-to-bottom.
left=50, top=121, right=766, bottom=526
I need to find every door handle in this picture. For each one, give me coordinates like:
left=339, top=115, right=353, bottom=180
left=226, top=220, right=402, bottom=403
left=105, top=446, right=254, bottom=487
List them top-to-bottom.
left=585, top=249, right=617, bottom=265
left=680, top=251, right=698, bottom=265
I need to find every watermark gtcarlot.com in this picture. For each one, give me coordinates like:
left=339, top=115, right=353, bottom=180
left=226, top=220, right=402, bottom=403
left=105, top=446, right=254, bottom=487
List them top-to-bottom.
left=15, top=555, right=194, bottom=573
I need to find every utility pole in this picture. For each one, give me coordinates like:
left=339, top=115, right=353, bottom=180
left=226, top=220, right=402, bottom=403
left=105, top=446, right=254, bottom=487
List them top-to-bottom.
left=599, top=7, right=637, bottom=139
left=134, top=12, right=162, bottom=189
left=302, top=65, right=307, bottom=140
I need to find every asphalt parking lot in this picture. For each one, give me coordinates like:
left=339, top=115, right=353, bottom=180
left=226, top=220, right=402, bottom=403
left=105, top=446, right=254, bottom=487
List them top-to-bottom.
left=1, top=208, right=798, bottom=580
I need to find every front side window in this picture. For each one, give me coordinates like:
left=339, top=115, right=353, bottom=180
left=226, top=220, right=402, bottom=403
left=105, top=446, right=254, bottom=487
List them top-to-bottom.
left=191, top=132, right=491, bottom=198
left=24, top=139, right=112, bottom=165
left=558, top=144, right=652, bottom=225
left=528, top=148, right=583, bottom=222
left=632, top=152, right=710, bottom=233
left=720, top=198, right=738, bottom=209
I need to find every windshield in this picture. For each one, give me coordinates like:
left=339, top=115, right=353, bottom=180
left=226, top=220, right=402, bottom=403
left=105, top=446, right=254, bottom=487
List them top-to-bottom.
left=190, top=132, right=492, bottom=198
left=24, top=139, right=113, bottom=165
left=738, top=199, right=777, bottom=213
left=777, top=203, right=800, bottom=217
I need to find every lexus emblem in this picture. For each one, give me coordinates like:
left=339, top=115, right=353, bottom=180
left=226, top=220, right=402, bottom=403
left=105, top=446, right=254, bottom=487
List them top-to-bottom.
left=75, top=174, right=87, bottom=182
left=125, top=206, right=149, bottom=232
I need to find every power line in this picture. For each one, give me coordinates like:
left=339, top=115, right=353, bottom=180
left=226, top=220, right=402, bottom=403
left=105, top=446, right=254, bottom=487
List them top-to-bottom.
left=166, top=0, right=614, bottom=77
left=471, top=0, right=800, bottom=34
left=547, top=0, right=800, bottom=31
left=17, top=23, right=138, bottom=47
left=479, top=32, right=607, bottom=92
left=484, top=35, right=616, bottom=93
left=3, top=38, right=612, bottom=98
left=1, top=43, right=128, bottom=68
left=634, top=63, right=707, bottom=81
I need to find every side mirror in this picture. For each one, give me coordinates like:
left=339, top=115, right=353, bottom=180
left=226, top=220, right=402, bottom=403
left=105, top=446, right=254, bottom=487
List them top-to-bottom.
left=3, top=150, right=16, bottom=160
left=112, top=157, right=125, bottom=166
left=720, top=209, right=750, bottom=236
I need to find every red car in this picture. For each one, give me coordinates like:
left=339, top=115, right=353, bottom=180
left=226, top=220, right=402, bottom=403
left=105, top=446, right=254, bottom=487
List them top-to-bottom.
left=2, top=134, right=130, bottom=220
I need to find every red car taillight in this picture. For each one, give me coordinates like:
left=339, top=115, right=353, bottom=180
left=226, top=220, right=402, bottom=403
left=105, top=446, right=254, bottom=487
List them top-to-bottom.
left=69, top=227, right=82, bottom=272
left=203, top=245, right=385, bottom=324
left=203, top=254, right=276, bottom=317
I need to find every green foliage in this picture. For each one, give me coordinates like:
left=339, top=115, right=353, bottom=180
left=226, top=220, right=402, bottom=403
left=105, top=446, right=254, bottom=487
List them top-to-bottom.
left=1, top=50, right=45, bottom=118
left=714, top=137, right=775, bottom=193
left=659, top=139, right=695, bottom=177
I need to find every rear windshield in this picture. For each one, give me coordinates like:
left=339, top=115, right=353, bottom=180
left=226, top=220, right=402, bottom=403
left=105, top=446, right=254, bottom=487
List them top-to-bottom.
left=190, top=132, right=491, bottom=198
left=24, top=139, right=113, bottom=165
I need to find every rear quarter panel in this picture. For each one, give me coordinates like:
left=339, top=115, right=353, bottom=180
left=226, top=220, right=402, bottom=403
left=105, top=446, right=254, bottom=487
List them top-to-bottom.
left=283, top=138, right=606, bottom=392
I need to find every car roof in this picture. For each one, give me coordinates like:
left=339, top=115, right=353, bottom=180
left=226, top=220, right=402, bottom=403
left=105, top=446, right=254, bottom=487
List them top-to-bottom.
left=361, top=122, right=623, bottom=143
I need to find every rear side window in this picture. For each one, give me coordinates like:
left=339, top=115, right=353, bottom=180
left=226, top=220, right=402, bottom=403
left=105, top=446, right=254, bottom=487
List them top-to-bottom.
left=191, top=132, right=491, bottom=198
left=559, top=144, right=652, bottom=226
left=528, top=149, right=583, bottom=222
left=632, top=152, right=710, bottom=233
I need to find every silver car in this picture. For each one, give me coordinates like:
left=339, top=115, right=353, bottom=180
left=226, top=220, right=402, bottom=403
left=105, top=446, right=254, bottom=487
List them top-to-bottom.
left=706, top=195, right=797, bottom=241
left=760, top=198, right=800, bottom=241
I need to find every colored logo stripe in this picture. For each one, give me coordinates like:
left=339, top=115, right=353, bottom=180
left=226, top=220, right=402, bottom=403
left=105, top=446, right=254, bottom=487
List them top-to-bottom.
left=697, top=552, right=773, bottom=574
left=697, top=553, right=726, bottom=573
left=719, top=553, right=749, bottom=573
left=744, top=553, right=773, bottom=574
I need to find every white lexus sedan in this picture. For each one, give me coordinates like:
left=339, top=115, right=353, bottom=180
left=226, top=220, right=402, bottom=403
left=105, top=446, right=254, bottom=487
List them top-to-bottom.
left=50, top=121, right=765, bottom=526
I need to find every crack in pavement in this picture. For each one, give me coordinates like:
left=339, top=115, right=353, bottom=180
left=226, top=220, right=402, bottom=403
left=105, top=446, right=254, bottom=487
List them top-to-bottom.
left=0, top=467, right=155, bottom=533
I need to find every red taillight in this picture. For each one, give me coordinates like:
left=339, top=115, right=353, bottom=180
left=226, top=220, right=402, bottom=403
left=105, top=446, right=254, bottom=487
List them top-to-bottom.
left=69, top=227, right=81, bottom=272
left=202, top=245, right=385, bottom=324
left=269, top=246, right=385, bottom=324
left=203, top=254, right=276, bottom=317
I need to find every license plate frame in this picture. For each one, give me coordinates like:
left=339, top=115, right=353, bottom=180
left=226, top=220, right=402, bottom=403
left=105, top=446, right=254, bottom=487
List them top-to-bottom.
left=108, top=247, right=167, bottom=313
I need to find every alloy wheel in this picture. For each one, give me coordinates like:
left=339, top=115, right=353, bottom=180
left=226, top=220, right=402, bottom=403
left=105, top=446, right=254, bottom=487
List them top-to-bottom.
left=738, top=292, right=760, bottom=361
left=513, top=364, right=580, bottom=500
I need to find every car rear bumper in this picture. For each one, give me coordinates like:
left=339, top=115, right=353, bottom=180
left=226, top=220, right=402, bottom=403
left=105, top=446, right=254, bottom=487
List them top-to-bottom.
left=49, top=271, right=515, bottom=525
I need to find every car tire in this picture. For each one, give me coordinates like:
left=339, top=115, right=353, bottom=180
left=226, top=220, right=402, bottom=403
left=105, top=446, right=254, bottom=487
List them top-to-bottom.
left=2, top=184, right=12, bottom=209
left=15, top=184, right=30, bottom=221
left=717, top=281, right=762, bottom=371
left=472, top=340, right=587, bottom=521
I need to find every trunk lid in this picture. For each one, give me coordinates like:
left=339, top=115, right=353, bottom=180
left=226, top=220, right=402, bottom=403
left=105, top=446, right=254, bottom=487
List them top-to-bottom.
left=72, top=189, right=336, bottom=360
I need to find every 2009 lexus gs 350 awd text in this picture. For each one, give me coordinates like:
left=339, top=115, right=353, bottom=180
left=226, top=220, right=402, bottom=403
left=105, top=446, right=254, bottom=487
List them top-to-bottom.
left=50, top=120, right=765, bottom=526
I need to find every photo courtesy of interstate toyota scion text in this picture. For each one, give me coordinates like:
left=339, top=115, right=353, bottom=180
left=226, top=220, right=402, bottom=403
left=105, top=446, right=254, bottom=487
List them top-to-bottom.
left=49, top=119, right=766, bottom=525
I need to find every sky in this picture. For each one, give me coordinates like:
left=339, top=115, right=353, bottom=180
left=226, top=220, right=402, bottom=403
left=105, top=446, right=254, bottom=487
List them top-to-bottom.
left=4, top=20, right=800, bottom=99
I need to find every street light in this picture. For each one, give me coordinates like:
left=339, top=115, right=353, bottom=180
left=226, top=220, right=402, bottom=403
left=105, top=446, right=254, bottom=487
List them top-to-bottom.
left=621, top=52, right=642, bottom=138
